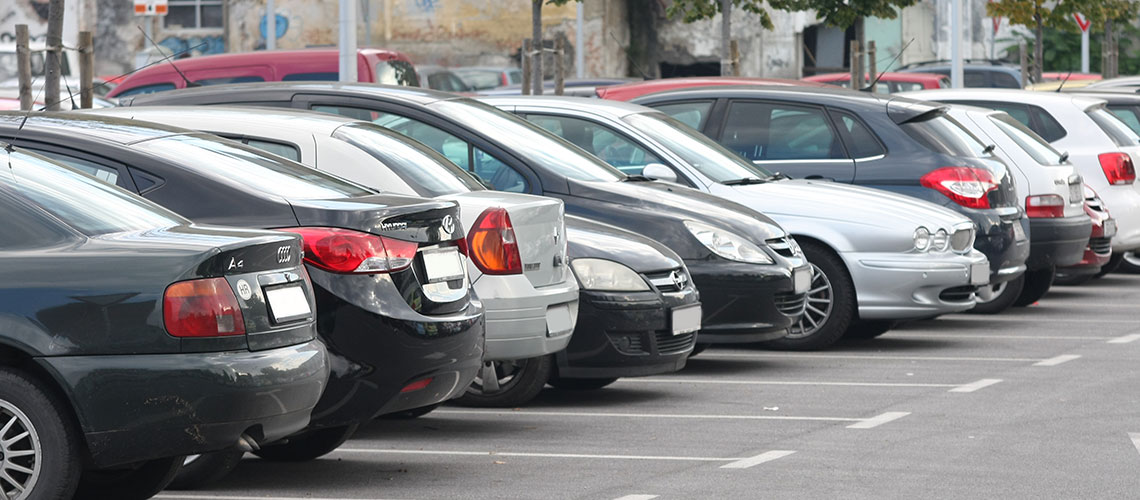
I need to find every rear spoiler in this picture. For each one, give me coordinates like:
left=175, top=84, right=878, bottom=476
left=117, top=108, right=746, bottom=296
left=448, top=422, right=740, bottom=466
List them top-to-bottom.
left=886, top=99, right=948, bottom=125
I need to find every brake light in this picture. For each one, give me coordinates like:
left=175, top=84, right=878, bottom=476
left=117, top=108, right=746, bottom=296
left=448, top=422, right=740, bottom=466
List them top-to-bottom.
left=1099, top=153, right=1136, bottom=185
left=920, top=167, right=998, bottom=209
left=1025, top=194, right=1065, bottom=218
left=468, top=208, right=522, bottom=275
left=283, top=227, right=417, bottom=274
left=163, top=278, right=245, bottom=338
left=401, top=377, right=434, bottom=393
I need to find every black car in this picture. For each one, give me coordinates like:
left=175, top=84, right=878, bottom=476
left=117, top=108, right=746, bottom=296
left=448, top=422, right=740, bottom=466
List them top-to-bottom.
left=898, top=60, right=1029, bottom=88
left=125, top=82, right=811, bottom=346
left=630, top=86, right=1030, bottom=313
left=0, top=113, right=484, bottom=484
left=0, top=147, right=329, bottom=499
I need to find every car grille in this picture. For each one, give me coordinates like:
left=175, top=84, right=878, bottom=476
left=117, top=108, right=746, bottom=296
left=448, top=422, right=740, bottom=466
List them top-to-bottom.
left=1086, top=194, right=1107, bottom=214
left=950, top=227, right=974, bottom=253
left=766, top=237, right=797, bottom=258
left=1090, top=237, right=1112, bottom=255
left=646, top=268, right=688, bottom=293
left=939, top=285, right=976, bottom=303
left=773, top=291, right=806, bottom=316
left=608, top=330, right=697, bottom=355
left=656, top=331, right=697, bottom=354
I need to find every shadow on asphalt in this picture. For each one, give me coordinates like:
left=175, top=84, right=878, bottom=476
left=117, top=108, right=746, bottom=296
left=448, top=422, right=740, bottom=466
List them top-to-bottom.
left=197, top=456, right=427, bottom=492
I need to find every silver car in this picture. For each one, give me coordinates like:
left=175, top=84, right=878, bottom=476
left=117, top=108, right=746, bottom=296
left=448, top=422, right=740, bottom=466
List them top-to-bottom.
left=483, top=96, right=989, bottom=348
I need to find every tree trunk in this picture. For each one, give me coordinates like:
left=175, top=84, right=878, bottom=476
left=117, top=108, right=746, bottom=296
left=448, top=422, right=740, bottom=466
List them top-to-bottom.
left=44, top=0, right=65, bottom=111
left=532, top=0, right=543, bottom=95
left=720, top=0, right=732, bottom=76
left=1033, top=11, right=1044, bottom=81
left=854, top=17, right=865, bottom=88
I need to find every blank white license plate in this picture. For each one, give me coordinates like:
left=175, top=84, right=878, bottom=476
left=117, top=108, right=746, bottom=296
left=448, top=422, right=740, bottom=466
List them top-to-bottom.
left=1069, top=183, right=1083, bottom=203
left=1104, top=219, right=1118, bottom=238
left=1012, top=221, right=1027, bottom=242
left=421, top=247, right=465, bottom=283
left=970, top=261, right=990, bottom=285
left=793, top=267, right=811, bottom=294
left=265, top=285, right=311, bottom=323
left=545, top=304, right=574, bottom=335
left=671, top=304, right=702, bottom=335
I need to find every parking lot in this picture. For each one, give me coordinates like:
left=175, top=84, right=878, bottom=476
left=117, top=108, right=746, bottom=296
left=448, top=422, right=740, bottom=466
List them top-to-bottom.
left=148, top=273, right=1140, bottom=499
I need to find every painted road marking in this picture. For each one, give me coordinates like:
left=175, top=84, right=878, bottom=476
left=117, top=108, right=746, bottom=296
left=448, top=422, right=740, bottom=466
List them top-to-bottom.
left=946, top=316, right=1138, bottom=324
left=887, top=333, right=1112, bottom=341
left=1108, top=334, right=1140, bottom=344
left=701, top=352, right=1040, bottom=363
left=1034, top=354, right=1081, bottom=366
left=615, top=378, right=957, bottom=389
left=949, top=379, right=1003, bottom=393
left=435, top=409, right=860, bottom=423
left=847, top=412, right=910, bottom=429
left=1129, top=433, right=1140, bottom=456
left=337, top=448, right=746, bottom=463
left=720, top=450, right=797, bottom=469
left=157, top=496, right=405, bottom=500
left=613, top=496, right=659, bottom=500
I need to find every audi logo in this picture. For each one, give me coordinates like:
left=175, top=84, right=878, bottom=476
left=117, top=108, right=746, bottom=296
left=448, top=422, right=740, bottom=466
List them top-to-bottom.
left=277, top=246, right=292, bottom=264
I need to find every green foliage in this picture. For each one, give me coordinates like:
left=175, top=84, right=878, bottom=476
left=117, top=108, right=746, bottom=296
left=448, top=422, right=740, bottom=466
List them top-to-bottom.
left=664, top=0, right=774, bottom=30
left=768, top=0, right=919, bottom=28
left=1050, top=0, right=1136, bottom=31
left=999, top=23, right=1140, bottom=74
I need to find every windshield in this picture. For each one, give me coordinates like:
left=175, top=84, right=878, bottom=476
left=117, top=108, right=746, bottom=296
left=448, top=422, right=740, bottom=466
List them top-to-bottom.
left=376, top=60, right=420, bottom=86
left=455, top=70, right=502, bottom=90
left=430, top=99, right=625, bottom=182
left=1087, top=107, right=1140, bottom=148
left=624, top=112, right=774, bottom=182
left=989, top=113, right=1065, bottom=165
left=902, top=114, right=990, bottom=157
left=334, top=122, right=486, bottom=197
left=135, top=134, right=375, bottom=200
left=4, top=150, right=186, bottom=236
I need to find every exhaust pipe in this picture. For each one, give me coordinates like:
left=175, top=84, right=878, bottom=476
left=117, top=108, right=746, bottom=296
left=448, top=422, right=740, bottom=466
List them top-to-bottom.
left=235, top=433, right=261, bottom=452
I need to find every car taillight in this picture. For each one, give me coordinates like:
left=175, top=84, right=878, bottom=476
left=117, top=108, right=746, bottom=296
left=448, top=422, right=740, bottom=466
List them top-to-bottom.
left=1099, top=152, right=1136, bottom=185
left=920, top=167, right=998, bottom=209
left=1025, top=194, right=1065, bottom=218
left=468, top=207, right=522, bottom=275
left=283, top=227, right=417, bottom=274
left=163, top=278, right=245, bottom=338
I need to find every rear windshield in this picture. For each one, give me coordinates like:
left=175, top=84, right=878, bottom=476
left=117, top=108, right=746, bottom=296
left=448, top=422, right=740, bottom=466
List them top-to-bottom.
left=376, top=60, right=420, bottom=86
left=455, top=70, right=502, bottom=90
left=1108, top=104, right=1140, bottom=135
left=1087, top=107, right=1140, bottom=148
left=989, top=113, right=1065, bottom=166
left=902, top=114, right=990, bottom=157
left=334, top=122, right=486, bottom=197
left=134, top=134, right=375, bottom=200
left=4, top=150, right=186, bottom=236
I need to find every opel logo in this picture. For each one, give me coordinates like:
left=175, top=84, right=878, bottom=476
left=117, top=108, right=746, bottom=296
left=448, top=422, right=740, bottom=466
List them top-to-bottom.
left=442, top=215, right=456, bottom=235
left=277, top=246, right=292, bottom=264
left=670, top=270, right=687, bottom=289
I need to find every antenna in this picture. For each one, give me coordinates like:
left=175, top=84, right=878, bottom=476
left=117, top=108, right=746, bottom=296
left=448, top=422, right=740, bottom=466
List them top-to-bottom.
left=136, top=25, right=200, bottom=89
left=862, top=38, right=915, bottom=92
left=37, top=41, right=208, bottom=111
left=1056, top=70, right=1073, bottom=92
left=6, top=74, right=46, bottom=176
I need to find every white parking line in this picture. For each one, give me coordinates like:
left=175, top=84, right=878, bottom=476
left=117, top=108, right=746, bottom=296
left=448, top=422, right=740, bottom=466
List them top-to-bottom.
left=946, top=316, right=1138, bottom=324
left=888, top=333, right=1112, bottom=341
left=1108, top=334, right=1140, bottom=344
left=700, top=352, right=1040, bottom=363
left=1034, top=354, right=1082, bottom=366
left=615, top=378, right=957, bottom=389
left=949, top=379, right=1003, bottom=393
left=434, top=409, right=861, bottom=423
left=847, top=412, right=911, bottom=429
left=1129, top=433, right=1140, bottom=456
left=336, top=447, right=741, bottom=463
left=720, top=450, right=797, bottom=469
left=614, top=495, right=659, bottom=500
left=156, top=496, right=404, bottom=500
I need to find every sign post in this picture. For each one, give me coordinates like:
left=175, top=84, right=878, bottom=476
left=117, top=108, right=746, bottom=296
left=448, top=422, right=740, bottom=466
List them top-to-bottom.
left=134, top=0, right=168, bottom=69
left=1074, top=13, right=1091, bottom=74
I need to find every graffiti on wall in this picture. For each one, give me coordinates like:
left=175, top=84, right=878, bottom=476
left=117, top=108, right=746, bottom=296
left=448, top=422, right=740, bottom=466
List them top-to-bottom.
left=159, top=35, right=225, bottom=57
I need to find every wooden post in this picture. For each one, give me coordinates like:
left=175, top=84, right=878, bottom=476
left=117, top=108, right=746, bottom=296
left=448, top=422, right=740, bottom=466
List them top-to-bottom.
left=44, top=0, right=65, bottom=111
left=531, top=0, right=543, bottom=95
left=16, top=25, right=33, bottom=111
left=79, top=31, right=94, bottom=109
left=554, top=37, right=565, bottom=96
left=521, top=39, right=532, bottom=96
left=730, top=40, right=740, bottom=76
left=850, top=40, right=862, bottom=89
left=1019, top=40, right=1028, bottom=87
left=867, top=41, right=877, bottom=89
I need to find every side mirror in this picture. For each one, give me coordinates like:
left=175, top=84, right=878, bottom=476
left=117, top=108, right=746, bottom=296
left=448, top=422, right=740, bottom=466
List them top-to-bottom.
left=642, top=163, right=678, bottom=183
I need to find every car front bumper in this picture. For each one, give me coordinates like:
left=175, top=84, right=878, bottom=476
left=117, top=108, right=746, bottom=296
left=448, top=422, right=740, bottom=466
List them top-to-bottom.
left=1097, top=185, right=1140, bottom=252
left=1026, top=215, right=1092, bottom=270
left=844, top=249, right=988, bottom=320
left=685, top=259, right=807, bottom=344
left=474, top=273, right=579, bottom=362
left=42, top=340, right=329, bottom=469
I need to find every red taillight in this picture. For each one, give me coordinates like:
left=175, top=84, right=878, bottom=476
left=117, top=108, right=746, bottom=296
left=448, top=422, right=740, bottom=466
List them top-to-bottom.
left=1099, top=153, right=1136, bottom=185
left=920, top=167, right=998, bottom=209
left=1025, top=194, right=1065, bottom=218
left=468, top=208, right=522, bottom=275
left=283, top=227, right=417, bottom=274
left=163, top=278, right=245, bottom=338
left=400, top=377, right=434, bottom=393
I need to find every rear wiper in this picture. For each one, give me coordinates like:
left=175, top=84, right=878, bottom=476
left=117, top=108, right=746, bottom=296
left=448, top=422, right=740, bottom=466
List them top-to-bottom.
left=983, top=144, right=996, bottom=155
left=1059, top=151, right=1070, bottom=163
left=770, top=172, right=792, bottom=180
left=621, top=175, right=654, bottom=182
left=722, top=177, right=769, bottom=186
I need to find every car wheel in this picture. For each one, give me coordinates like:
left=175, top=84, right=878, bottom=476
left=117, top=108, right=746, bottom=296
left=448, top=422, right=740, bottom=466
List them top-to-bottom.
left=763, top=243, right=855, bottom=351
left=1120, top=251, right=1140, bottom=273
left=1096, top=253, right=1125, bottom=277
left=1013, top=266, right=1054, bottom=307
left=1053, top=271, right=1095, bottom=286
left=969, top=273, right=1025, bottom=314
left=845, top=320, right=898, bottom=339
left=455, top=355, right=553, bottom=408
left=0, top=367, right=81, bottom=500
left=547, top=377, right=619, bottom=390
left=380, top=403, right=444, bottom=420
left=251, top=424, right=359, bottom=463
left=167, top=449, right=245, bottom=490
left=74, top=456, right=183, bottom=500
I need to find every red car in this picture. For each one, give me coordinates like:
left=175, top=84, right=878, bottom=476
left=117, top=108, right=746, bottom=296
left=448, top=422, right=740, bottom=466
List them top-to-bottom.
left=107, top=48, right=419, bottom=98
left=803, top=72, right=948, bottom=93
left=595, top=76, right=830, bottom=101
left=1056, top=185, right=1115, bottom=285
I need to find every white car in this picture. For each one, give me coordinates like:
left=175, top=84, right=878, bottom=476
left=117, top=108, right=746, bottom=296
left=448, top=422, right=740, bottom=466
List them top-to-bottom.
left=908, top=90, right=1140, bottom=273
left=86, top=106, right=580, bottom=406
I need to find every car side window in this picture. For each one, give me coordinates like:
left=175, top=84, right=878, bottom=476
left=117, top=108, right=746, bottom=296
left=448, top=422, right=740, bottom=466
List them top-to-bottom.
left=964, top=72, right=986, bottom=88
left=992, top=72, right=1021, bottom=88
left=114, top=82, right=176, bottom=97
left=651, top=100, right=714, bottom=131
left=950, top=100, right=1033, bottom=129
left=723, top=101, right=844, bottom=161
left=1028, top=106, right=1067, bottom=142
left=1109, top=106, right=1140, bottom=134
left=830, top=111, right=885, bottom=158
left=527, top=114, right=664, bottom=175
left=25, top=149, right=123, bottom=187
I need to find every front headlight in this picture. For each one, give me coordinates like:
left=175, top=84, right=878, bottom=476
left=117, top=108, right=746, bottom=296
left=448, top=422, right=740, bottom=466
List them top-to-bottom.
left=684, top=220, right=774, bottom=264
left=913, top=227, right=931, bottom=252
left=931, top=229, right=949, bottom=252
left=571, top=258, right=650, bottom=291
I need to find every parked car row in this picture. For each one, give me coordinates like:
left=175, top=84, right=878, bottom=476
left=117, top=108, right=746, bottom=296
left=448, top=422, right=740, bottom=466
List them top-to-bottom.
left=6, top=66, right=1140, bottom=498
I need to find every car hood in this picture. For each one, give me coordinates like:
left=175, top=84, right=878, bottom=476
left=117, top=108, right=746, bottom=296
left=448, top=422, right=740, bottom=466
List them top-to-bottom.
left=565, top=216, right=683, bottom=273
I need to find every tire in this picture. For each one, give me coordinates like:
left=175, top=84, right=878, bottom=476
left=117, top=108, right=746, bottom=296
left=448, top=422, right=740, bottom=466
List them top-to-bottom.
left=763, top=242, right=856, bottom=351
left=1120, top=252, right=1140, bottom=274
left=1096, top=253, right=1125, bottom=277
left=1013, top=266, right=1054, bottom=307
left=1053, top=271, right=1095, bottom=286
left=969, top=273, right=1025, bottom=314
left=845, top=320, right=897, bottom=339
left=689, top=344, right=708, bottom=357
left=455, top=355, right=553, bottom=408
left=0, top=367, right=81, bottom=500
left=547, top=377, right=619, bottom=391
left=380, top=403, right=443, bottom=420
left=251, top=424, right=358, bottom=463
left=167, top=449, right=245, bottom=490
left=74, top=456, right=183, bottom=500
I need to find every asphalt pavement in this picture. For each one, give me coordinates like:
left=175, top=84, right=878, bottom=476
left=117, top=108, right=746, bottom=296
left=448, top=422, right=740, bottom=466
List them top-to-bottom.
left=155, top=273, right=1140, bottom=499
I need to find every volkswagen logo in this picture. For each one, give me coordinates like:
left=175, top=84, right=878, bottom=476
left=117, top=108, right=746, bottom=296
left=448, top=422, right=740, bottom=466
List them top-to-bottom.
left=441, top=215, right=456, bottom=236
left=277, top=246, right=292, bottom=264
left=670, top=270, right=687, bottom=289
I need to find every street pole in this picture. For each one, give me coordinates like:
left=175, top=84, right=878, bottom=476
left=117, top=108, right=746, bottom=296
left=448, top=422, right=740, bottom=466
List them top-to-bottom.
left=44, top=0, right=65, bottom=111
left=267, top=0, right=276, bottom=50
left=338, top=0, right=357, bottom=82
left=720, top=0, right=732, bottom=76
left=950, top=0, right=963, bottom=88
left=575, top=2, right=584, bottom=79
left=1081, top=28, right=1088, bottom=74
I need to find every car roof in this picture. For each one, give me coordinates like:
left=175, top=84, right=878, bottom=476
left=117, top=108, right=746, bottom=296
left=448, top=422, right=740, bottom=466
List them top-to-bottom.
left=805, top=72, right=946, bottom=83
left=596, top=76, right=829, bottom=100
left=126, top=81, right=458, bottom=107
left=631, top=84, right=895, bottom=106
left=899, top=89, right=1106, bottom=110
left=480, top=95, right=652, bottom=119
left=84, top=105, right=359, bottom=136
left=0, top=111, right=190, bottom=144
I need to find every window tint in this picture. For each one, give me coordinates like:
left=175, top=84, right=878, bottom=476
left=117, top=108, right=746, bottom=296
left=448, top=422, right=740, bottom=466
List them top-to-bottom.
left=376, top=61, right=420, bottom=86
left=454, top=70, right=502, bottom=90
left=507, top=70, right=523, bottom=85
left=281, top=72, right=339, bottom=81
left=427, top=72, right=469, bottom=92
left=964, top=72, right=986, bottom=88
left=992, top=72, right=1021, bottom=88
left=193, top=75, right=265, bottom=86
left=893, top=81, right=925, bottom=93
left=115, top=82, right=176, bottom=97
left=652, top=101, right=714, bottom=130
left=723, top=101, right=844, bottom=161
left=1108, top=105, right=1140, bottom=135
left=1029, top=106, right=1067, bottom=142
left=1087, top=107, right=1140, bottom=147
left=831, top=111, right=886, bottom=158
left=623, top=112, right=774, bottom=182
left=989, top=113, right=1065, bottom=165
left=528, top=114, right=663, bottom=175
left=902, top=114, right=990, bottom=157
left=333, top=123, right=486, bottom=197
left=244, top=139, right=301, bottom=162
left=473, top=146, right=527, bottom=192
left=30, top=150, right=120, bottom=185
left=0, top=190, right=72, bottom=248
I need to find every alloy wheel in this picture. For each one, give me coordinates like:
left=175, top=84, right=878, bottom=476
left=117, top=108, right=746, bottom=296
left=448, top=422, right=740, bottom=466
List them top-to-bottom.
left=1124, top=252, right=1140, bottom=268
left=787, top=263, right=832, bottom=339
left=975, top=281, right=1007, bottom=304
left=469, top=360, right=526, bottom=394
left=0, top=399, right=41, bottom=500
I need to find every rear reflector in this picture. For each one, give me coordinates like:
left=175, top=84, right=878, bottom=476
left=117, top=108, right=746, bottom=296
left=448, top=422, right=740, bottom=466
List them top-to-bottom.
left=1099, top=152, right=1136, bottom=185
left=920, top=167, right=998, bottom=209
left=1025, top=194, right=1065, bottom=218
left=468, top=208, right=522, bottom=275
left=283, top=227, right=417, bottom=274
left=163, top=278, right=245, bottom=338
left=400, top=378, right=434, bottom=393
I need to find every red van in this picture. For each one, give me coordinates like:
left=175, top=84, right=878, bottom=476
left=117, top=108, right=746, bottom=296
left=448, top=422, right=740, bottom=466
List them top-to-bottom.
left=107, top=48, right=418, bottom=98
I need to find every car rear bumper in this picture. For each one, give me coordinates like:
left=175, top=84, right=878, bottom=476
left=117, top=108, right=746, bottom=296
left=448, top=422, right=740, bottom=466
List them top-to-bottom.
left=1097, top=186, right=1140, bottom=251
left=972, top=213, right=1029, bottom=283
left=1027, top=215, right=1092, bottom=269
left=844, top=249, right=987, bottom=320
left=685, top=259, right=806, bottom=344
left=475, top=273, right=579, bottom=362
left=555, top=286, right=699, bottom=379
left=41, top=340, right=329, bottom=469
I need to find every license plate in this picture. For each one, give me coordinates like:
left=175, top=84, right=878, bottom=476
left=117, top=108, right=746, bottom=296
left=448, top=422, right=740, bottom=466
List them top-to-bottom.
left=1069, top=182, right=1083, bottom=203
left=1104, top=219, right=1118, bottom=238
left=1012, top=221, right=1027, bottom=242
left=421, top=247, right=465, bottom=283
left=970, top=261, right=990, bottom=286
left=793, top=267, right=811, bottom=294
left=264, top=285, right=312, bottom=323
left=545, top=304, right=574, bottom=336
left=671, top=304, right=702, bottom=335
